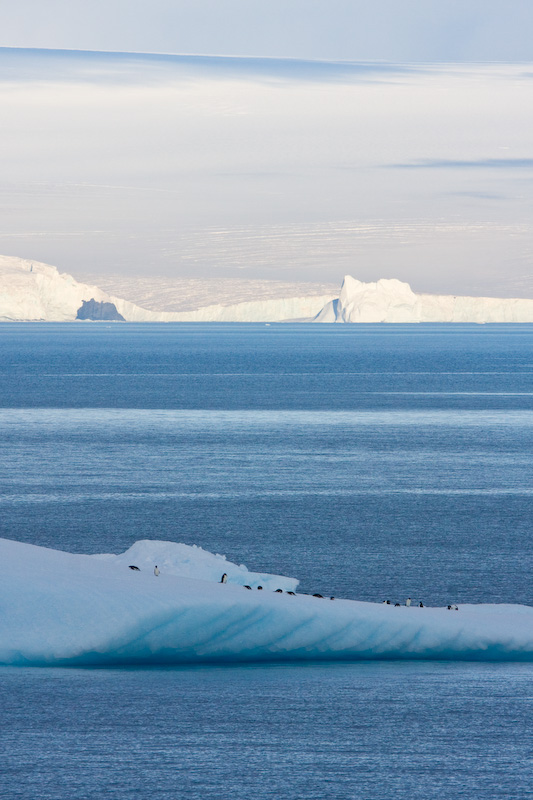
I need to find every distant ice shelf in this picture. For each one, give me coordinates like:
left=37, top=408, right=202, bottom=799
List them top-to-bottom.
left=0, top=255, right=333, bottom=322
left=2, top=255, right=533, bottom=322
left=1, top=538, right=532, bottom=667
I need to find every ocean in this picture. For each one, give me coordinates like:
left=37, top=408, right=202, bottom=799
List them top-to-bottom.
left=1, top=323, right=532, bottom=799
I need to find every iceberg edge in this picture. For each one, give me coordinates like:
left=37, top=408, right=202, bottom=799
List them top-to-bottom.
left=1, top=538, right=532, bottom=666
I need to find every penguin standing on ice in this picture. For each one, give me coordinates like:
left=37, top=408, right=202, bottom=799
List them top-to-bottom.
left=154, top=565, right=160, bottom=577
left=220, top=573, right=228, bottom=584
left=406, top=597, right=412, bottom=607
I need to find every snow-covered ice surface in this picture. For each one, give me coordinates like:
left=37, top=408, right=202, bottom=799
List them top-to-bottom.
left=4, top=255, right=533, bottom=323
left=0, top=256, right=334, bottom=322
left=78, top=273, right=340, bottom=313
left=315, top=275, right=533, bottom=323
left=1, top=538, right=532, bottom=667
left=92, top=539, right=298, bottom=592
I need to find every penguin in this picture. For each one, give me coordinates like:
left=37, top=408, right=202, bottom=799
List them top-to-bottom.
left=128, top=565, right=140, bottom=571
left=154, top=566, right=160, bottom=577
left=220, top=573, right=228, bottom=584
left=244, top=585, right=252, bottom=590
left=257, top=585, right=263, bottom=590
left=275, top=588, right=283, bottom=593
left=287, top=591, right=296, bottom=596
left=313, top=593, right=324, bottom=598
left=330, top=596, right=335, bottom=600
left=406, top=597, right=412, bottom=607
left=419, top=602, right=424, bottom=608
left=394, top=603, right=400, bottom=607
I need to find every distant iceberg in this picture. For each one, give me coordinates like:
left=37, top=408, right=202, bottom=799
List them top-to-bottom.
left=3, top=255, right=533, bottom=323
left=0, top=256, right=333, bottom=322
left=314, top=275, right=533, bottom=323
left=1, top=538, right=532, bottom=666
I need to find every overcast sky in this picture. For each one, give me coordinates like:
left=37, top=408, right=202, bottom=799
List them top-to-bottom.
left=2, top=0, right=533, bottom=62
left=0, top=3, right=532, bottom=295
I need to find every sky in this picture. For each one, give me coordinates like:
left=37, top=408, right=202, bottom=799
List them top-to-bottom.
left=3, top=0, right=533, bottom=62
left=0, top=2, right=532, bottom=295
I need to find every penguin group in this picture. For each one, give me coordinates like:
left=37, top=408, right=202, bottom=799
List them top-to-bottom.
left=132, top=567, right=458, bottom=611
left=382, top=597, right=458, bottom=610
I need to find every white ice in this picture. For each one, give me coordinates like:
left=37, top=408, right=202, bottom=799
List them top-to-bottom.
left=0, top=256, right=333, bottom=322
left=3, top=256, right=533, bottom=323
left=314, top=275, right=533, bottom=323
left=1, top=538, right=532, bottom=667
left=92, top=539, right=298, bottom=592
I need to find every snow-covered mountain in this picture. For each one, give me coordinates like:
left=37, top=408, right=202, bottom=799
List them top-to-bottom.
left=0, top=256, right=334, bottom=322
left=315, top=275, right=533, bottom=323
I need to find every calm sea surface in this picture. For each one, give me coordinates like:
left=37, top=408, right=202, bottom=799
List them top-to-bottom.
left=1, top=323, right=532, bottom=799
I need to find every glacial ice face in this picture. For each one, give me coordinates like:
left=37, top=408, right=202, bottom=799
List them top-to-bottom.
left=4, top=255, right=533, bottom=323
left=0, top=256, right=333, bottom=322
left=314, top=275, right=533, bottom=323
left=1, top=538, right=532, bottom=667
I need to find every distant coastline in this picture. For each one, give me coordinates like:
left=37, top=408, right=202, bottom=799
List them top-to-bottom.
left=2, top=254, right=533, bottom=323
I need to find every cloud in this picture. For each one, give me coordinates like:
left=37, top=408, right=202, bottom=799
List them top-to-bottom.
left=1, top=1, right=533, bottom=62
left=0, top=47, right=421, bottom=88
left=0, top=48, right=532, bottom=292
left=390, top=158, right=533, bottom=170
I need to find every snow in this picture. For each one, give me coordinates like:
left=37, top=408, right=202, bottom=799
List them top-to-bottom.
left=3, top=255, right=533, bottom=323
left=0, top=256, right=334, bottom=322
left=77, top=274, right=340, bottom=313
left=315, top=276, right=533, bottom=323
left=1, top=537, right=532, bottom=667
left=92, top=539, right=298, bottom=592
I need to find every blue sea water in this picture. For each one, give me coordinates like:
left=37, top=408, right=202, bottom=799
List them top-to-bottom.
left=1, top=323, right=532, bottom=799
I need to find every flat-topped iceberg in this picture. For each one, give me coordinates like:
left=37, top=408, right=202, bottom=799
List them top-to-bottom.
left=4, top=255, right=533, bottom=323
left=0, top=256, right=333, bottom=322
left=315, top=275, right=533, bottom=323
left=1, top=538, right=532, bottom=666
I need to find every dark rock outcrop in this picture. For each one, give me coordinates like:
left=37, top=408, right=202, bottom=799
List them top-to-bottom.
left=76, top=298, right=125, bottom=321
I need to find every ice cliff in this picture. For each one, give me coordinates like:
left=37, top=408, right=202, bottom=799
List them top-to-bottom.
left=3, top=255, right=533, bottom=323
left=0, top=256, right=332, bottom=322
left=314, top=275, right=533, bottom=323
left=1, top=538, right=532, bottom=666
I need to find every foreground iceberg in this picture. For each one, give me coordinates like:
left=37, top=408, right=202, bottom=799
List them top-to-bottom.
left=1, top=538, right=532, bottom=666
